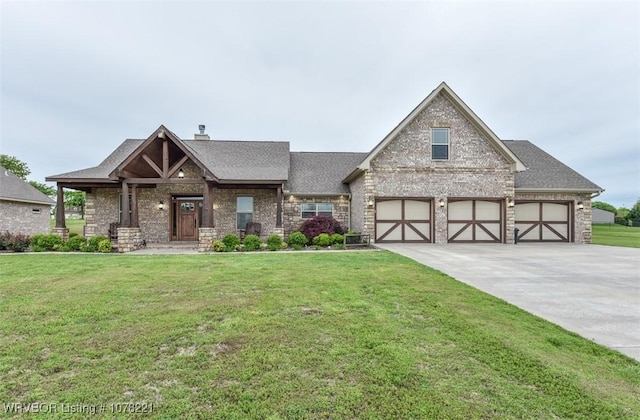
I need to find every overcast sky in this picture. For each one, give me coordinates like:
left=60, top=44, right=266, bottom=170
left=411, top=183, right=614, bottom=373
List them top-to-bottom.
left=1, top=1, right=638, bottom=207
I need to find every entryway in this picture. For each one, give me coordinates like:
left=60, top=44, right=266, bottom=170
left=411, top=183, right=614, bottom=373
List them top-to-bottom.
left=171, top=196, right=203, bottom=241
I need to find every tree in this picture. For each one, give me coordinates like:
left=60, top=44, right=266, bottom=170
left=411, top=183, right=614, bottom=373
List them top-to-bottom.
left=0, top=154, right=31, bottom=180
left=29, top=181, right=56, bottom=197
left=64, top=190, right=86, bottom=219
left=628, top=199, right=640, bottom=222
left=592, top=201, right=617, bottom=214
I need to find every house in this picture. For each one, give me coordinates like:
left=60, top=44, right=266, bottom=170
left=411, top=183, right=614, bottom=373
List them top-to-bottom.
left=46, top=82, right=602, bottom=251
left=0, top=166, right=55, bottom=236
left=592, top=208, right=615, bottom=224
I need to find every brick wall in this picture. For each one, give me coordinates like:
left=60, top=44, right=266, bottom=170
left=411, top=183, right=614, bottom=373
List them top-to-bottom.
left=283, top=195, right=349, bottom=238
left=0, top=200, right=52, bottom=236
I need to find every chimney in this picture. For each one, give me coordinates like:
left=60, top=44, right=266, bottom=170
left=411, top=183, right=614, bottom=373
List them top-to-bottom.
left=194, top=124, right=210, bottom=140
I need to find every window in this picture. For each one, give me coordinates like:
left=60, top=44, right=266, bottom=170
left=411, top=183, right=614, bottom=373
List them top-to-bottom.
left=431, top=128, right=449, bottom=160
left=237, top=196, right=253, bottom=229
left=301, top=203, right=333, bottom=218
left=32, top=208, right=41, bottom=213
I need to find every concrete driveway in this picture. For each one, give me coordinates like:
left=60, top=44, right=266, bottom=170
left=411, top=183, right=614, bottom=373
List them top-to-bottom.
left=376, top=243, right=640, bottom=361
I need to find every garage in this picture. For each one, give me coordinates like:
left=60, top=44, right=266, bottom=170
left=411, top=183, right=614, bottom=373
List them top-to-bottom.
left=375, top=199, right=432, bottom=243
left=448, top=199, right=503, bottom=243
left=515, top=201, right=571, bottom=242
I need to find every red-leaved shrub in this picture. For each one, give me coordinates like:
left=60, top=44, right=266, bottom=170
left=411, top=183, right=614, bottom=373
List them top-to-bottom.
left=299, top=216, right=343, bottom=242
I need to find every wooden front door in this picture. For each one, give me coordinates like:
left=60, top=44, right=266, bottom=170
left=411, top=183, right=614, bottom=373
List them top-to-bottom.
left=175, top=200, right=200, bottom=241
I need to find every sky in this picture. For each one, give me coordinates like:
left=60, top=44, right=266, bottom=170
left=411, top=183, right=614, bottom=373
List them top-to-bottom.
left=1, top=0, right=638, bottom=207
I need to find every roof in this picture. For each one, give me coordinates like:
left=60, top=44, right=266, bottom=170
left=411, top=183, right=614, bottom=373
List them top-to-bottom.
left=346, top=82, right=526, bottom=182
left=503, top=140, right=603, bottom=192
left=288, top=152, right=368, bottom=195
left=0, top=167, right=55, bottom=205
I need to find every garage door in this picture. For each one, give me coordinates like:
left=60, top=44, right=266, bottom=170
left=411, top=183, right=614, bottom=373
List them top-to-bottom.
left=375, top=199, right=432, bottom=243
left=448, top=199, right=502, bottom=243
left=515, top=201, right=571, bottom=242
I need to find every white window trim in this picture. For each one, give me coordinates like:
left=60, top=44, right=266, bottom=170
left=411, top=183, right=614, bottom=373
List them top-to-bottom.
left=431, top=128, right=450, bottom=161
left=236, top=195, right=254, bottom=230
left=300, top=202, right=333, bottom=218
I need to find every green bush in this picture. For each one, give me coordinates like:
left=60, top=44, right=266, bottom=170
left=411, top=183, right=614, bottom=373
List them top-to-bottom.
left=288, top=231, right=307, bottom=250
left=0, top=232, right=31, bottom=252
left=68, top=232, right=79, bottom=239
left=312, top=233, right=332, bottom=247
left=330, top=233, right=344, bottom=245
left=30, top=234, right=63, bottom=252
left=221, top=234, right=241, bottom=252
left=243, top=234, right=262, bottom=252
left=266, top=234, right=283, bottom=251
left=66, top=235, right=86, bottom=251
left=85, top=235, right=109, bottom=252
left=98, top=240, right=113, bottom=253
left=211, top=240, right=225, bottom=252
left=281, top=242, right=288, bottom=250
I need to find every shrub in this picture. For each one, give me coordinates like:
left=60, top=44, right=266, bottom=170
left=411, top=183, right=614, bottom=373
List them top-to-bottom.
left=299, top=216, right=343, bottom=242
left=614, top=217, right=629, bottom=226
left=287, top=231, right=307, bottom=250
left=0, top=232, right=31, bottom=252
left=68, top=232, right=79, bottom=239
left=312, top=233, right=332, bottom=247
left=330, top=233, right=343, bottom=245
left=30, top=234, right=63, bottom=252
left=221, top=234, right=241, bottom=252
left=243, top=234, right=262, bottom=252
left=266, top=234, right=283, bottom=251
left=66, top=235, right=86, bottom=251
left=85, top=235, right=109, bottom=252
left=98, top=239, right=113, bottom=253
left=211, top=240, right=225, bottom=252
left=281, top=242, right=288, bottom=250
left=333, top=243, right=345, bottom=250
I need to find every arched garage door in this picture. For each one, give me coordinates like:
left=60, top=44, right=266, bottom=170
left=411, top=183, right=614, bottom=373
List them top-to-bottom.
left=375, top=199, right=432, bottom=243
left=448, top=199, right=503, bottom=243
left=515, top=201, right=571, bottom=242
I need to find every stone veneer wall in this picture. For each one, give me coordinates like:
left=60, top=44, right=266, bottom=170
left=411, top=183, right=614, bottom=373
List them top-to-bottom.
left=359, top=91, right=515, bottom=244
left=212, top=188, right=278, bottom=239
left=515, top=192, right=592, bottom=243
left=283, top=195, right=350, bottom=238
left=0, top=201, right=52, bottom=236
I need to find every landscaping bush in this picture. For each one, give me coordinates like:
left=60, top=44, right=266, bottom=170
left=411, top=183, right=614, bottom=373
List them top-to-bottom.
left=299, top=216, right=343, bottom=242
left=615, top=217, right=629, bottom=226
left=287, top=231, right=308, bottom=250
left=0, top=232, right=30, bottom=252
left=68, top=232, right=79, bottom=239
left=312, top=233, right=332, bottom=247
left=330, top=233, right=344, bottom=246
left=30, top=234, right=63, bottom=252
left=221, top=234, right=241, bottom=252
left=243, top=234, right=262, bottom=252
left=266, top=234, right=283, bottom=251
left=66, top=235, right=86, bottom=251
left=85, top=235, right=109, bottom=252
left=98, top=239, right=113, bottom=253
left=211, top=240, right=225, bottom=252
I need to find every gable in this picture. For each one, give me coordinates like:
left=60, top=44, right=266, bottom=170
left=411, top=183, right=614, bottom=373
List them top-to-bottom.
left=0, top=166, right=55, bottom=205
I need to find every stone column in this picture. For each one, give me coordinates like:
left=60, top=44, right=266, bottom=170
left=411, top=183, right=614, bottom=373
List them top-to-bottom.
left=117, top=227, right=142, bottom=253
left=198, top=227, right=217, bottom=252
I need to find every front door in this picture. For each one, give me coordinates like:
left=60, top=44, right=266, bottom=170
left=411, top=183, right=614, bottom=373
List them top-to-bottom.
left=173, top=199, right=201, bottom=241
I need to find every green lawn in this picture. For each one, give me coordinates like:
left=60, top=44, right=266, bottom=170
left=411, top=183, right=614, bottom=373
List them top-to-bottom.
left=50, top=219, right=85, bottom=236
left=592, top=224, right=640, bottom=248
left=1, top=252, right=638, bottom=418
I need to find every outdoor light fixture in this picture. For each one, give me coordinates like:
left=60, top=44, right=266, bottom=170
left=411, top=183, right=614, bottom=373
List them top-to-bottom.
left=178, top=168, right=185, bottom=179
left=367, top=197, right=374, bottom=207
left=507, top=198, right=515, bottom=207
left=438, top=199, right=445, bottom=208
left=158, top=201, right=165, bottom=210
left=577, top=202, right=584, bottom=210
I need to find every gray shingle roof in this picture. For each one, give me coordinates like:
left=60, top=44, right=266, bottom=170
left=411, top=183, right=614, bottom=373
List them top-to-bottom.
left=503, top=140, right=602, bottom=191
left=289, top=152, right=368, bottom=194
left=1, top=167, right=55, bottom=205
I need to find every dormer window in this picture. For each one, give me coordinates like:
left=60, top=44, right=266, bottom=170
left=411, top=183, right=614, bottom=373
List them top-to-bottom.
left=432, top=128, right=449, bottom=160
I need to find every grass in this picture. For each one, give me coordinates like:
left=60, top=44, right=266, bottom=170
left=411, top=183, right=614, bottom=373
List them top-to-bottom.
left=50, top=219, right=85, bottom=236
left=592, top=224, right=640, bottom=248
left=1, top=252, right=638, bottom=418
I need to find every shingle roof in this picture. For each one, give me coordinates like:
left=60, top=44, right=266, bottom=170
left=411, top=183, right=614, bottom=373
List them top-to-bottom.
left=503, top=140, right=602, bottom=191
left=289, top=152, right=368, bottom=194
left=0, top=167, right=55, bottom=205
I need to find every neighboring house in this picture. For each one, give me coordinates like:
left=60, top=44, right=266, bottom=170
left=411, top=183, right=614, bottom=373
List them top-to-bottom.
left=46, top=82, right=602, bottom=251
left=0, top=166, right=55, bottom=236
left=592, top=208, right=615, bottom=224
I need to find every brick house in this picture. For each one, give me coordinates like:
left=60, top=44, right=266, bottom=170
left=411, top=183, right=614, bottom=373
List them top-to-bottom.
left=47, top=82, right=602, bottom=251
left=1, top=166, right=55, bottom=236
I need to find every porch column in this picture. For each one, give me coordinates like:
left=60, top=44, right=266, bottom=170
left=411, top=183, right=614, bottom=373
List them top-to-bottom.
left=121, top=181, right=131, bottom=227
left=202, top=181, right=213, bottom=227
left=130, top=184, right=139, bottom=228
left=55, top=185, right=66, bottom=228
left=276, top=185, right=283, bottom=228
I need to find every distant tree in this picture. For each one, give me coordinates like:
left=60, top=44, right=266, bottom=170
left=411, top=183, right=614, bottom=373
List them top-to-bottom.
left=0, top=154, right=31, bottom=180
left=29, top=181, right=56, bottom=197
left=64, top=190, right=86, bottom=219
left=628, top=199, right=640, bottom=222
left=592, top=201, right=617, bottom=214
left=617, top=206, right=630, bottom=219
